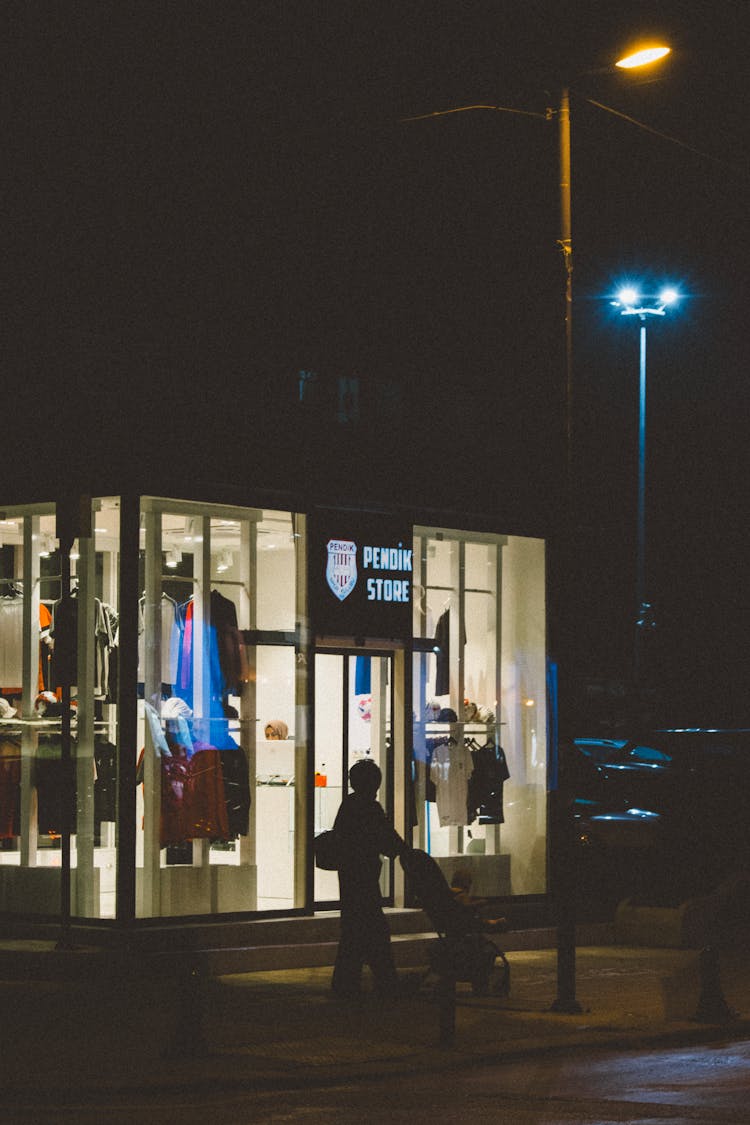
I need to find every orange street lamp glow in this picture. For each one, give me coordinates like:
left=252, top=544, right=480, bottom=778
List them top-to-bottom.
left=616, top=45, right=671, bottom=69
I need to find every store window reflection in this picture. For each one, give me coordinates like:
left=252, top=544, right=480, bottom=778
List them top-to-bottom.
left=0, top=499, right=121, bottom=919
left=136, top=500, right=304, bottom=918
left=412, top=528, right=547, bottom=898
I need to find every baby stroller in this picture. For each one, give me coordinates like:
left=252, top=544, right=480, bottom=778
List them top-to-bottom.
left=401, top=848, right=510, bottom=997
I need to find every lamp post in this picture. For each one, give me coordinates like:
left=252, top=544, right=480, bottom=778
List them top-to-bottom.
left=402, top=39, right=672, bottom=1016
left=403, top=43, right=671, bottom=513
left=552, top=44, right=672, bottom=1016
left=559, top=44, right=671, bottom=506
left=611, top=286, right=679, bottom=702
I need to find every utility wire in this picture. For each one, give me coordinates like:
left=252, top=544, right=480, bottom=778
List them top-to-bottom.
left=401, top=98, right=748, bottom=180
left=586, top=98, right=749, bottom=178
left=400, top=103, right=549, bottom=123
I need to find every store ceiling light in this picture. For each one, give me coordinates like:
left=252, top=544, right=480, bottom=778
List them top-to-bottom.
left=165, top=547, right=183, bottom=568
left=216, top=549, right=233, bottom=573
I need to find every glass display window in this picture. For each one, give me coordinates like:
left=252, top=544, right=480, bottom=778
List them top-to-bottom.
left=0, top=496, right=548, bottom=929
left=0, top=498, right=121, bottom=919
left=136, top=499, right=306, bottom=918
left=412, top=527, right=547, bottom=899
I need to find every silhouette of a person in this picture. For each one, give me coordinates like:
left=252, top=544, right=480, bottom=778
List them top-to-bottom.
left=332, top=758, right=407, bottom=998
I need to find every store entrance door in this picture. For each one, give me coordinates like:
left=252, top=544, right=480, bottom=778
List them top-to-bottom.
left=313, top=650, right=395, bottom=907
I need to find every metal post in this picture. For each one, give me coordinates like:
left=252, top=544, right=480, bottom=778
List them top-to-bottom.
left=553, top=83, right=581, bottom=1016
left=559, top=86, right=573, bottom=500
left=634, top=322, right=647, bottom=690
left=116, top=492, right=140, bottom=931
left=56, top=535, right=74, bottom=951
left=550, top=787, right=582, bottom=1013
left=693, top=946, right=738, bottom=1024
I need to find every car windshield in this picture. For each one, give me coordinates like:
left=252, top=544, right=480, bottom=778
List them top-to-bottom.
left=573, top=739, right=670, bottom=768
left=573, top=740, right=628, bottom=765
left=626, top=744, right=671, bottom=765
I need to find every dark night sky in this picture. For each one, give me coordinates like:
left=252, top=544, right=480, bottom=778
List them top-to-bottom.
left=7, top=1, right=750, bottom=722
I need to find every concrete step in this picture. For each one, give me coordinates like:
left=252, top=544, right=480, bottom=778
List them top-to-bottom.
left=121, top=907, right=432, bottom=954
left=0, top=920, right=616, bottom=980
left=167, top=931, right=440, bottom=976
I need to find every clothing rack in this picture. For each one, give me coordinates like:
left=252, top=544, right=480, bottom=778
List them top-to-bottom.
left=425, top=583, right=493, bottom=595
left=0, top=718, right=115, bottom=729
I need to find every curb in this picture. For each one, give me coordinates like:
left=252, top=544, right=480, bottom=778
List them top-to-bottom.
left=3, top=1009, right=749, bottom=1106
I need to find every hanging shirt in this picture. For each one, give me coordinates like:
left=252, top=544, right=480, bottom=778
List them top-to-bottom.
left=210, top=589, right=243, bottom=697
left=176, top=592, right=244, bottom=709
left=50, top=593, right=78, bottom=690
left=137, top=593, right=181, bottom=688
left=50, top=594, right=116, bottom=697
left=0, top=596, right=24, bottom=691
left=177, top=598, right=194, bottom=698
left=0, top=600, right=53, bottom=694
left=94, top=600, right=117, bottom=699
left=38, top=602, right=53, bottom=691
left=433, top=609, right=466, bottom=697
left=355, top=655, right=371, bottom=695
left=94, top=737, right=118, bottom=827
left=430, top=741, right=474, bottom=827
left=467, top=743, right=511, bottom=824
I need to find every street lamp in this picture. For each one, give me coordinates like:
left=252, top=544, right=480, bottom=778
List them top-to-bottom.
left=402, top=39, right=672, bottom=1017
left=401, top=42, right=672, bottom=506
left=559, top=43, right=671, bottom=500
left=611, top=285, right=680, bottom=697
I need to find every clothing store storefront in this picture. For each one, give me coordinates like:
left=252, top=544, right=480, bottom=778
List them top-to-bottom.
left=0, top=493, right=548, bottom=932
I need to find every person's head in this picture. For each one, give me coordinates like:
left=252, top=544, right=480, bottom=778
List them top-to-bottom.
left=264, top=720, right=288, bottom=740
left=349, top=758, right=382, bottom=798
left=450, top=867, right=473, bottom=893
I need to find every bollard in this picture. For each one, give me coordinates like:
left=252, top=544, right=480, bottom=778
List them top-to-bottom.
left=550, top=789, right=582, bottom=1013
left=693, top=946, right=738, bottom=1024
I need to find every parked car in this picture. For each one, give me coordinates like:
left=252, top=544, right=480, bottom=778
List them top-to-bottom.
left=564, top=730, right=750, bottom=890
left=553, top=737, right=665, bottom=858
left=562, top=737, right=671, bottom=817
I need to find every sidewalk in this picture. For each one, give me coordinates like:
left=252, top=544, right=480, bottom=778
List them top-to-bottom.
left=1, top=930, right=749, bottom=1105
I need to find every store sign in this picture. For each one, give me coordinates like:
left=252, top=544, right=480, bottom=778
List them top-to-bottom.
left=311, top=510, right=413, bottom=638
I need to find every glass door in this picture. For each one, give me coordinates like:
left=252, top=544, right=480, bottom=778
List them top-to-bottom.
left=313, top=651, right=393, bottom=906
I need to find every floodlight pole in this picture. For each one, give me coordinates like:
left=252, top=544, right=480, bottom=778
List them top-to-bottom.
left=615, top=296, right=676, bottom=696
left=635, top=320, right=648, bottom=688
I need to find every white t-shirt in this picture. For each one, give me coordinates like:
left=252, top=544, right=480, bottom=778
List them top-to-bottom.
left=138, top=594, right=180, bottom=686
left=0, top=597, right=23, bottom=689
left=430, top=742, right=473, bottom=827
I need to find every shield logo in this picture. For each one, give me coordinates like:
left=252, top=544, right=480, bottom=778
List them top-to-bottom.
left=326, top=538, right=357, bottom=601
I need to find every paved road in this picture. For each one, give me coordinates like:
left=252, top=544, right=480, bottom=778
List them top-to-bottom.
left=12, top=1038, right=750, bottom=1124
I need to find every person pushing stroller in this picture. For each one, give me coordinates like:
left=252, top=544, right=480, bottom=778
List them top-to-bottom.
left=331, top=758, right=408, bottom=999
